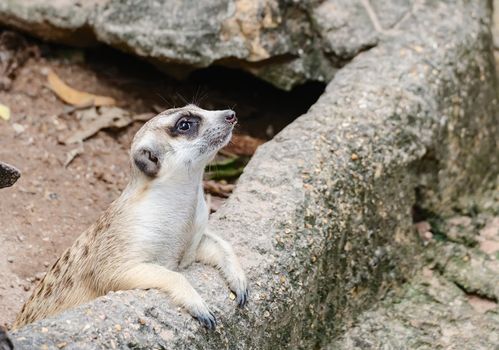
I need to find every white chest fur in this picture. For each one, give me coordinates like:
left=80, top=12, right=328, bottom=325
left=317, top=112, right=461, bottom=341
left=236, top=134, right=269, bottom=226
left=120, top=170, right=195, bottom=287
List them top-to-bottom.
left=129, top=180, right=208, bottom=270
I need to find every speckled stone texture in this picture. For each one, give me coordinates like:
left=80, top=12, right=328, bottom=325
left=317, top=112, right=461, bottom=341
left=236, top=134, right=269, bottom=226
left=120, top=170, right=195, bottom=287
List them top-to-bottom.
left=9, top=0, right=499, bottom=349
left=494, top=0, right=499, bottom=49
left=0, top=161, right=20, bottom=188
left=332, top=208, right=499, bottom=349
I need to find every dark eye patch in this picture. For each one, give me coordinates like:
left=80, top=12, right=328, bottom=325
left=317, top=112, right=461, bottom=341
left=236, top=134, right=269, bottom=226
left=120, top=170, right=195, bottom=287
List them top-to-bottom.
left=168, top=114, right=201, bottom=138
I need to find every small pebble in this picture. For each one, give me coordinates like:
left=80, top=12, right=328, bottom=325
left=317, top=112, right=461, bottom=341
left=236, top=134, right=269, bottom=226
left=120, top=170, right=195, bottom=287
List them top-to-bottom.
left=40, top=67, right=50, bottom=75
left=12, top=123, right=25, bottom=134
left=351, top=153, right=359, bottom=161
left=344, top=242, right=352, bottom=252
left=7, top=257, right=14, bottom=263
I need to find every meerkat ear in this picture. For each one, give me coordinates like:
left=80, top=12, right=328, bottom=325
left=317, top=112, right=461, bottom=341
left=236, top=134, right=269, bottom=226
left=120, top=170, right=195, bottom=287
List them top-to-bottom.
left=133, top=145, right=162, bottom=177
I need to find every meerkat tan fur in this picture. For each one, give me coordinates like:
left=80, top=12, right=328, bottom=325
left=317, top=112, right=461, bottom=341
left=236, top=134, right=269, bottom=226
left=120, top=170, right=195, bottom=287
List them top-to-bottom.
left=13, top=105, right=248, bottom=330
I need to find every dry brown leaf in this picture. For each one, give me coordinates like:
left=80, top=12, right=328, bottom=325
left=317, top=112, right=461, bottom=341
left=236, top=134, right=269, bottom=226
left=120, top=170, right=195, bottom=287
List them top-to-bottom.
left=47, top=70, right=116, bottom=107
left=61, top=107, right=153, bottom=145
left=224, top=134, right=265, bottom=156
left=64, top=143, right=84, bottom=168
left=203, top=180, right=235, bottom=198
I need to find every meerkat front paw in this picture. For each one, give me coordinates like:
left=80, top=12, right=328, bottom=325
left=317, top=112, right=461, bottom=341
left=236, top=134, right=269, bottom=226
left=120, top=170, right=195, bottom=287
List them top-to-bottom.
left=193, top=232, right=249, bottom=308
left=230, top=274, right=249, bottom=308
left=187, top=299, right=217, bottom=330
left=192, top=308, right=217, bottom=330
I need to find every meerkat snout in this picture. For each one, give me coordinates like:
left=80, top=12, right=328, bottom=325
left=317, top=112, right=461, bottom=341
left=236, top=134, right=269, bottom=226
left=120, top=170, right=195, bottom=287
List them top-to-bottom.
left=14, top=105, right=248, bottom=331
left=224, top=110, right=237, bottom=124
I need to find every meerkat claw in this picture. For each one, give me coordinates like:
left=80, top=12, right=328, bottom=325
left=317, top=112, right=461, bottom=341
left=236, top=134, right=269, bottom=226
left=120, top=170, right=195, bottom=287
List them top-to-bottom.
left=236, top=288, right=249, bottom=308
left=194, top=311, right=217, bottom=330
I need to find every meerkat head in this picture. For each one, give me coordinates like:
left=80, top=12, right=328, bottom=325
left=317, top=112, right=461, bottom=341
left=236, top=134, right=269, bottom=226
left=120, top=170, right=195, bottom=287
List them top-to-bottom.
left=130, top=105, right=237, bottom=178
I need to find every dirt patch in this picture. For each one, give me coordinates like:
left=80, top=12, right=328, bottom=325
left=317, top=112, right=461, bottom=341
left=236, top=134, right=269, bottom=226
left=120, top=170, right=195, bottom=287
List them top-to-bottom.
left=0, top=30, right=324, bottom=328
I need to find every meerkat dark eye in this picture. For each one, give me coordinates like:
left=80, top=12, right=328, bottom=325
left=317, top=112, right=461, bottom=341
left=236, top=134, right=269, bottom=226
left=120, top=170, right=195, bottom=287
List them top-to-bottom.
left=169, top=114, right=201, bottom=138
left=178, top=120, right=191, bottom=131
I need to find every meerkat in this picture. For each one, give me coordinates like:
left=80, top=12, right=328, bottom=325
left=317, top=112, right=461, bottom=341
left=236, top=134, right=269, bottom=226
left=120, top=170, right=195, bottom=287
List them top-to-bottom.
left=13, top=105, right=248, bottom=330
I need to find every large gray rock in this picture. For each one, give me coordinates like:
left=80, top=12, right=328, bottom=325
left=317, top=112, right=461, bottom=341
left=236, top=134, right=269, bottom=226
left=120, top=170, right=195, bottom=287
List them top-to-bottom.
left=0, top=0, right=409, bottom=89
left=9, top=0, right=499, bottom=349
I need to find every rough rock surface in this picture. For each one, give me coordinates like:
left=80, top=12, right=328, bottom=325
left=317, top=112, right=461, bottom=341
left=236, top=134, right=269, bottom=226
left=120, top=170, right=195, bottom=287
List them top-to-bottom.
left=0, top=0, right=410, bottom=89
left=9, top=0, right=499, bottom=349
left=494, top=0, right=499, bottom=49
left=494, top=0, right=499, bottom=81
left=0, top=161, right=20, bottom=188
left=333, top=206, right=499, bottom=349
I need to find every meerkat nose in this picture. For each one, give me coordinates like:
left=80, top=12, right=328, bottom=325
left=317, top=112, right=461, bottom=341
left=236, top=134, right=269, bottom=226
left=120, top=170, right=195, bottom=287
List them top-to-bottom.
left=224, top=110, right=237, bottom=125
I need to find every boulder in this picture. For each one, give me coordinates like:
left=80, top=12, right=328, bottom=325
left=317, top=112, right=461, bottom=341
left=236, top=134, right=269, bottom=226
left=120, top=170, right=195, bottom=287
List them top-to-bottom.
left=0, top=0, right=410, bottom=89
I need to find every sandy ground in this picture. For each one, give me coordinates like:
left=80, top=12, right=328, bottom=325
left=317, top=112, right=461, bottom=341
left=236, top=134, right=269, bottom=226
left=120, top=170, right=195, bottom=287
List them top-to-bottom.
left=0, top=31, right=323, bottom=328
